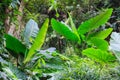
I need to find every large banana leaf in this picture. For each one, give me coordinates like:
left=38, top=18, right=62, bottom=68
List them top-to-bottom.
left=78, top=9, right=113, bottom=34
left=24, top=18, right=49, bottom=64
left=51, top=18, right=79, bottom=41
left=24, top=19, right=39, bottom=46
left=88, top=28, right=113, bottom=40
left=4, top=34, right=27, bottom=56
left=82, top=48, right=115, bottom=63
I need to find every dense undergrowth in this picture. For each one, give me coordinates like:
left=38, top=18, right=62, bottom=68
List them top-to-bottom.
left=1, top=0, right=120, bottom=80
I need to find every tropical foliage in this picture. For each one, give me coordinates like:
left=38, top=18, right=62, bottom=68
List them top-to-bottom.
left=1, top=0, right=120, bottom=80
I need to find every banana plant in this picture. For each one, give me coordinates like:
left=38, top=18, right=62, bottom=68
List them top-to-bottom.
left=51, top=9, right=115, bottom=63
left=52, top=9, right=113, bottom=42
left=3, top=18, right=70, bottom=79
left=4, top=18, right=49, bottom=64
left=24, top=18, right=49, bottom=64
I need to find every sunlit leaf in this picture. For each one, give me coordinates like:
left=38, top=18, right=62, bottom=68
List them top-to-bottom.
left=78, top=9, right=113, bottom=34
left=24, top=18, right=49, bottom=64
left=88, top=28, right=113, bottom=39
left=89, top=37, right=109, bottom=51
left=82, top=48, right=115, bottom=63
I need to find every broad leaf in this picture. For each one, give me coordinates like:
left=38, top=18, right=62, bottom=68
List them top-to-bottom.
left=78, top=9, right=113, bottom=34
left=24, top=18, right=49, bottom=64
left=51, top=18, right=79, bottom=41
left=24, top=19, right=39, bottom=46
left=88, top=28, right=113, bottom=40
left=109, top=32, right=120, bottom=62
left=4, top=34, right=27, bottom=55
left=88, top=37, right=109, bottom=51
left=82, top=48, right=115, bottom=63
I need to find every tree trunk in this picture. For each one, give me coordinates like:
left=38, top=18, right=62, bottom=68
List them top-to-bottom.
left=4, top=0, right=25, bottom=39
left=13, top=0, right=25, bottom=39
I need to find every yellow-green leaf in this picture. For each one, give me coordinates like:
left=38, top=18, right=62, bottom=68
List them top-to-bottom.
left=78, top=9, right=113, bottom=34
left=24, top=18, right=49, bottom=64
left=88, top=28, right=113, bottom=40
left=82, top=48, right=115, bottom=63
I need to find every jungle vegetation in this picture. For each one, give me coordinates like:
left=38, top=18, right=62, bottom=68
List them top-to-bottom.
left=0, top=0, right=120, bottom=80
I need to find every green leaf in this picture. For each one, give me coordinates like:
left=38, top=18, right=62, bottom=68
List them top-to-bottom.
left=78, top=9, right=113, bottom=34
left=68, top=13, right=81, bottom=43
left=68, top=13, right=77, bottom=33
left=24, top=18, right=49, bottom=64
left=51, top=18, right=79, bottom=41
left=88, top=28, right=113, bottom=39
left=4, top=34, right=27, bottom=55
left=88, top=37, right=109, bottom=51
left=82, top=48, right=115, bottom=63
